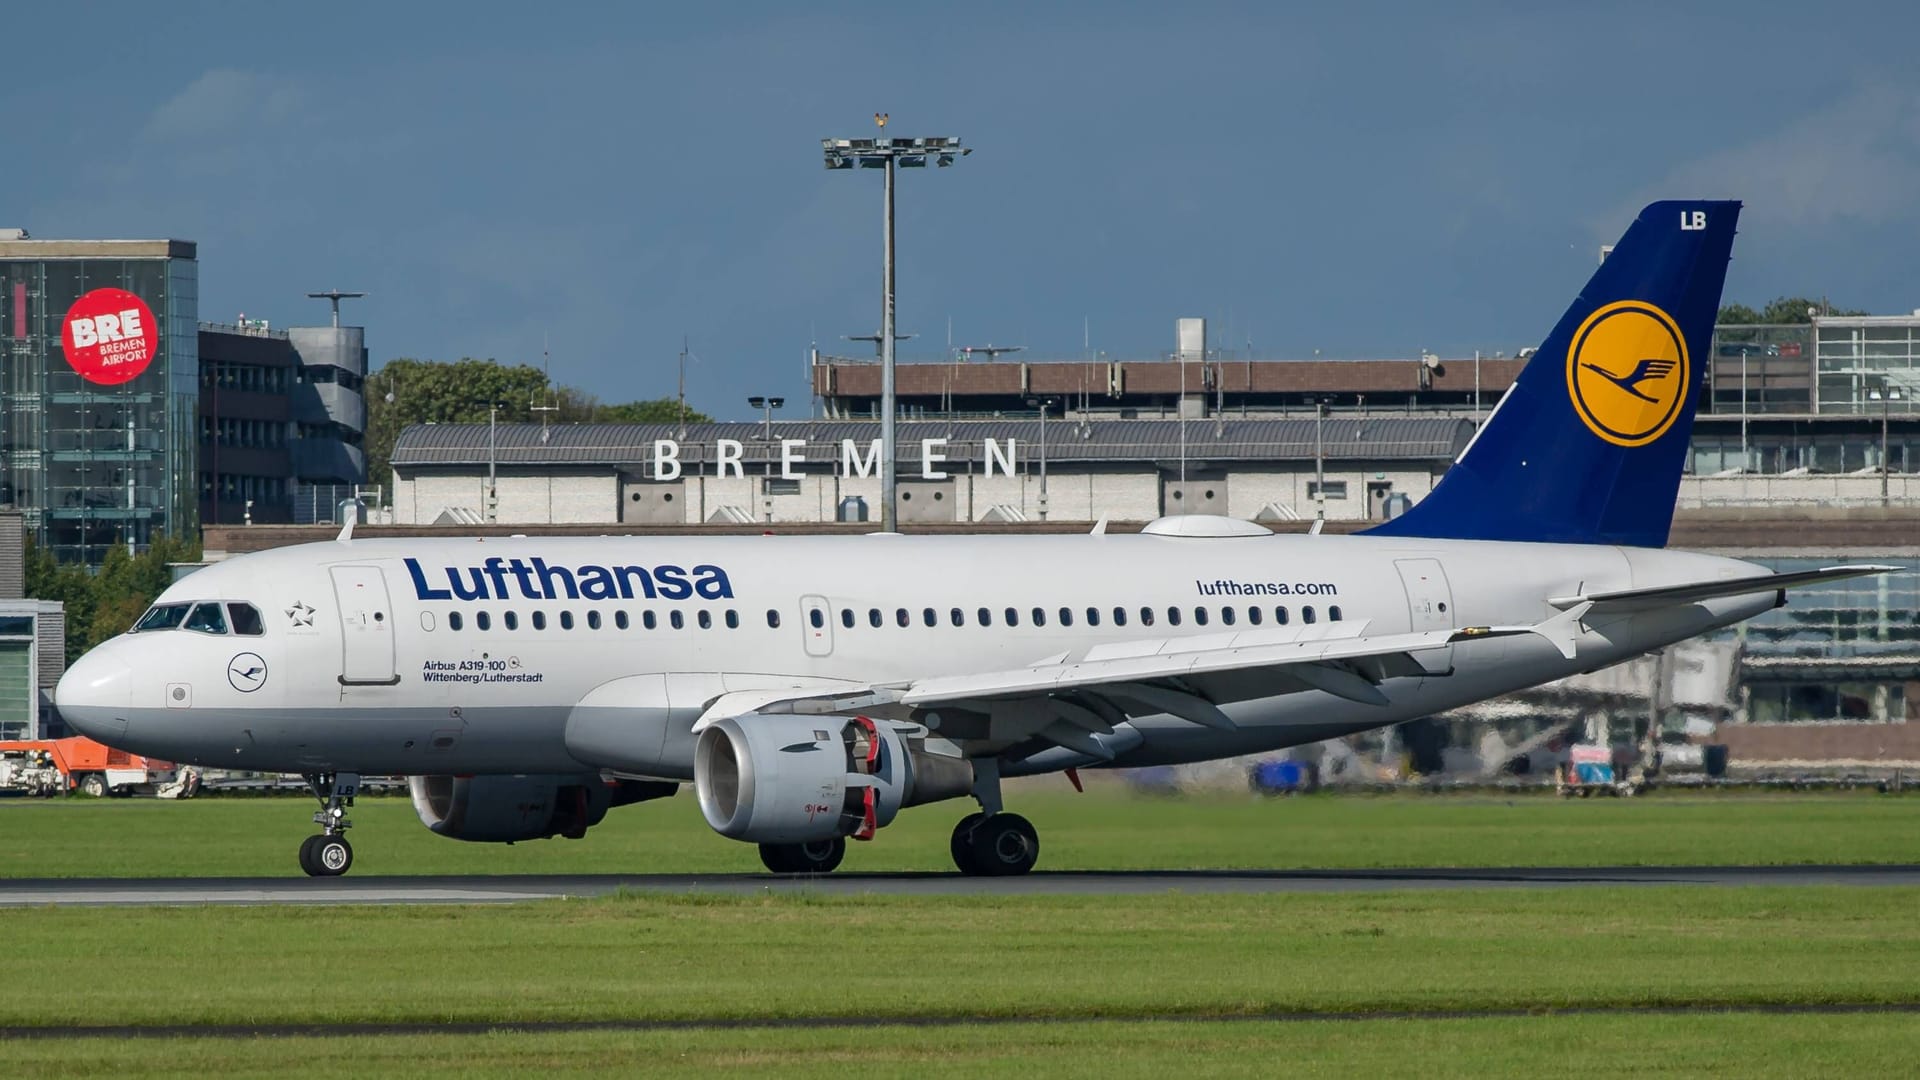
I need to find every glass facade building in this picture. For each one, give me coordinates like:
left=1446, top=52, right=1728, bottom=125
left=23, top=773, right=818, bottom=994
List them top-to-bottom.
left=0, top=239, right=199, bottom=564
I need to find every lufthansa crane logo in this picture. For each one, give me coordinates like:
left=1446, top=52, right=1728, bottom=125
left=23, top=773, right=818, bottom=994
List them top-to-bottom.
left=1566, top=300, right=1690, bottom=447
left=227, top=653, right=268, bottom=693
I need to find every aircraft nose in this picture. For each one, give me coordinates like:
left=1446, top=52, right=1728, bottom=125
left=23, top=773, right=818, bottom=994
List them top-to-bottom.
left=55, top=646, right=133, bottom=743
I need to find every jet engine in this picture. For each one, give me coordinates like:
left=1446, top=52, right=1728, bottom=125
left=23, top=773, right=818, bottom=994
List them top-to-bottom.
left=693, top=715, right=972, bottom=844
left=409, top=774, right=675, bottom=843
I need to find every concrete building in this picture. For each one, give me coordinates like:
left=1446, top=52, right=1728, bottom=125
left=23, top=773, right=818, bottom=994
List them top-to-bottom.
left=198, top=319, right=368, bottom=525
left=389, top=418, right=1472, bottom=526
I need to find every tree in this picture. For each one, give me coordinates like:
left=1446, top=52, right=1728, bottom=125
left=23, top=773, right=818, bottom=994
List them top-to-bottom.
left=1719, top=297, right=1869, bottom=325
left=363, top=358, right=556, bottom=494
left=363, top=359, right=716, bottom=491
left=596, top=398, right=714, bottom=425
left=24, top=533, right=202, bottom=664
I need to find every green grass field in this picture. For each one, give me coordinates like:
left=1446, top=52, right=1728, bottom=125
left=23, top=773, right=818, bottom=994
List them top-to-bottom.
left=2, top=785, right=1916, bottom=878
left=4, top=790, right=1916, bottom=1076
left=4, top=886, right=1920, bottom=1076
left=12, top=1012, right=1920, bottom=1080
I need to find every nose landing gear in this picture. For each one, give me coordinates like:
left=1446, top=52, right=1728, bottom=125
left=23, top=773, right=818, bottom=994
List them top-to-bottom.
left=298, top=772, right=358, bottom=877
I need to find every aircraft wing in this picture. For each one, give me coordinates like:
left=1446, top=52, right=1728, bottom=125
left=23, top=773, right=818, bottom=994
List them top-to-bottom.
left=1548, top=564, right=1899, bottom=614
left=696, top=618, right=1549, bottom=763
left=898, top=620, right=1510, bottom=713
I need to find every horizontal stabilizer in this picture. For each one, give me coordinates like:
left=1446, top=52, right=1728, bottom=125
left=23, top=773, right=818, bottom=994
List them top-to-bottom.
left=1549, top=564, right=1899, bottom=614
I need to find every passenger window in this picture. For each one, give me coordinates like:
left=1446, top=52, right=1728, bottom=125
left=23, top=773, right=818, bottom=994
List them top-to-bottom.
left=135, top=603, right=192, bottom=632
left=183, top=603, right=229, bottom=635
left=226, top=603, right=265, bottom=636
left=1329, top=605, right=1343, bottom=622
left=1247, top=606, right=1262, bottom=626
left=1275, top=606, right=1289, bottom=625
left=1303, top=606, right=1316, bottom=624
left=977, top=607, right=992, bottom=627
left=1004, top=607, right=1018, bottom=627
left=1032, top=607, right=1046, bottom=627
left=1059, top=607, right=1074, bottom=627
left=1087, top=607, right=1101, bottom=627
left=1112, top=607, right=1126, bottom=627
left=1139, top=607, right=1155, bottom=627
left=1165, top=607, right=1181, bottom=627
left=1220, top=607, right=1235, bottom=626
left=869, top=608, right=882, bottom=628
left=896, top=608, right=910, bottom=628
left=923, top=608, right=937, bottom=627
left=950, top=608, right=964, bottom=627
left=766, top=609, right=781, bottom=629
left=809, top=609, right=825, bottom=630
left=840, top=609, right=855, bottom=629
left=588, top=610, right=602, bottom=630
left=698, top=610, right=712, bottom=630
left=725, top=610, right=739, bottom=629
left=476, top=611, right=492, bottom=631
left=504, top=611, right=519, bottom=631
left=532, top=611, right=547, bottom=630
left=560, top=611, right=575, bottom=630
left=615, top=611, right=630, bottom=630
left=644, top=611, right=658, bottom=630
left=670, top=611, right=685, bottom=630
left=449, top=612, right=464, bottom=631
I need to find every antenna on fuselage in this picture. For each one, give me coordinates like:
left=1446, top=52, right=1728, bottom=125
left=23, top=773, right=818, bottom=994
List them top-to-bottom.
left=336, top=518, right=355, bottom=542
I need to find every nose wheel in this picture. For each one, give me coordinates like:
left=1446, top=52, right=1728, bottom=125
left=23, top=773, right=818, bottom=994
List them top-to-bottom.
left=300, top=772, right=359, bottom=877
left=950, top=812, right=1039, bottom=876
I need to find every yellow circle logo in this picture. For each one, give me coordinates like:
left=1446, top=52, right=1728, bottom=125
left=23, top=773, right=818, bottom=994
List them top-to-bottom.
left=1566, top=300, right=1690, bottom=447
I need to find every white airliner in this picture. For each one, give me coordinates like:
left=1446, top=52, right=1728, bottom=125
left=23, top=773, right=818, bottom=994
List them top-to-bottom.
left=55, top=200, right=1893, bottom=877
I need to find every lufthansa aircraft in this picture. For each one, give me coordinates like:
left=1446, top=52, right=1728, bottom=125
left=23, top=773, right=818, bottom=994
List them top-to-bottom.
left=55, top=201, right=1894, bottom=877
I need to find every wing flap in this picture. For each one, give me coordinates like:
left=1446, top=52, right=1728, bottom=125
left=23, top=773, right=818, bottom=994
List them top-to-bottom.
left=1549, top=564, right=1899, bottom=614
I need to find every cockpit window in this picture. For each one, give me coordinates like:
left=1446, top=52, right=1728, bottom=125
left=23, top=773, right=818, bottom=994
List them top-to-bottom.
left=134, top=603, right=192, bottom=632
left=182, top=603, right=229, bottom=635
left=227, top=603, right=265, bottom=636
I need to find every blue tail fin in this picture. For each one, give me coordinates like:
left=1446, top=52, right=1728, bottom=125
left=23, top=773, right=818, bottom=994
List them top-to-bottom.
left=1365, top=199, right=1739, bottom=548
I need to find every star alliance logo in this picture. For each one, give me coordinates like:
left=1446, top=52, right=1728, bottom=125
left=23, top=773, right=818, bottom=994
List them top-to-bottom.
left=286, top=601, right=315, bottom=627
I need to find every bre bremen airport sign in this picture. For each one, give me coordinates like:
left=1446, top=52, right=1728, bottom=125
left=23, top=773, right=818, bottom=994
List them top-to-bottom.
left=61, top=287, right=157, bottom=385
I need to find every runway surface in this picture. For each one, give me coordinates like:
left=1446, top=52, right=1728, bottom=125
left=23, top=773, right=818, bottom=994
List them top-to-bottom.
left=2, top=864, right=1918, bottom=906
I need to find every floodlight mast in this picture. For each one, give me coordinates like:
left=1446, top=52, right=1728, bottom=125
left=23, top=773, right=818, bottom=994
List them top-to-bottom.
left=822, top=117, right=971, bottom=531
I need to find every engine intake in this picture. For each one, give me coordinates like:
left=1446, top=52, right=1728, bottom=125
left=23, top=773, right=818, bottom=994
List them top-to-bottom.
left=694, top=715, right=972, bottom=844
left=409, top=774, right=674, bottom=843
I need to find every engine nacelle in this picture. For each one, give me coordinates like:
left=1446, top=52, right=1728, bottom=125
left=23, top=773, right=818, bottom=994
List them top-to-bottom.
left=693, top=715, right=972, bottom=844
left=409, top=773, right=673, bottom=843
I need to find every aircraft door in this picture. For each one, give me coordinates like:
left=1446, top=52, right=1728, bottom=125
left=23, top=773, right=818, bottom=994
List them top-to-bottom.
left=1395, top=558, right=1455, bottom=671
left=332, top=565, right=399, bottom=685
left=799, top=594, right=834, bottom=658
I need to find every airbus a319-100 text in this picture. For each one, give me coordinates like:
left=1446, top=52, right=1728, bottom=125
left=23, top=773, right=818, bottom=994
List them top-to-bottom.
left=56, top=201, right=1894, bottom=877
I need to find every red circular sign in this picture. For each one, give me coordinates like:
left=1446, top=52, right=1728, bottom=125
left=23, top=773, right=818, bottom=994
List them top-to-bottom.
left=61, top=288, right=158, bottom=385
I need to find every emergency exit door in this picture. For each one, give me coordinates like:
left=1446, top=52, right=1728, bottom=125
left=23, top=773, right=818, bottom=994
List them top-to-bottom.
left=332, top=565, right=398, bottom=685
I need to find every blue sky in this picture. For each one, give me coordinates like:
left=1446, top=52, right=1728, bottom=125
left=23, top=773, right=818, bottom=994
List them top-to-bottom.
left=6, top=3, right=1920, bottom=417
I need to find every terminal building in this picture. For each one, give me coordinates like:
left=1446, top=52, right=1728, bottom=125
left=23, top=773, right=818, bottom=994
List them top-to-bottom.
left=0, top=230, right=368, bottom=559
left=0, top=235, right=200, bottom=564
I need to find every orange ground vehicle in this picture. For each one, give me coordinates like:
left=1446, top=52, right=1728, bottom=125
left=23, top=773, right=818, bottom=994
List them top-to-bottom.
left=0, top=736, right=185, bottom=798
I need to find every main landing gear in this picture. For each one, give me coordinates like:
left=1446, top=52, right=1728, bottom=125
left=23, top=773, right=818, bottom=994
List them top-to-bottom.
left=948, top=759, right=1039, bottom=877
left=298, top=772, right=358, bottom=877
left=949, top=812, right=1039, bottom=876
